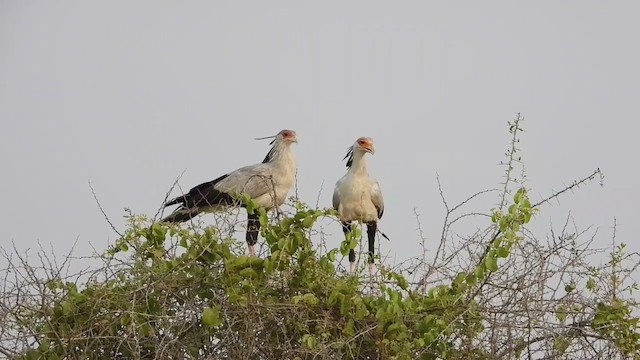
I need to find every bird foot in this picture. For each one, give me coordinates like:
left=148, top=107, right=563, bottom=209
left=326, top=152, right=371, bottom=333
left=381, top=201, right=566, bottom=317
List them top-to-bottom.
left=248, top=245, right=256, bottom=257
left=349, top=262, right=356, bottom=274
left=368, top=263, right=377, bottom=275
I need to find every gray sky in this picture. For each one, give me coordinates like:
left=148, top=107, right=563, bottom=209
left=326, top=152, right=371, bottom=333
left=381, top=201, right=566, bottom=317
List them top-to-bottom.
left=1, top=2, right=638, bottom=269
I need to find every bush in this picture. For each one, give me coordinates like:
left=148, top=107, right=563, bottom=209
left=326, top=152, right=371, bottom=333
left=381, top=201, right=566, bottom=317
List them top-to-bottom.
left=1, top=114, right=638, bottom=359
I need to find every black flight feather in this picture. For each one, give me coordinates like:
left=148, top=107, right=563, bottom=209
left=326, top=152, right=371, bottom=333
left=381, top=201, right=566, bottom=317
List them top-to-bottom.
left=162, top=173, right=239, bottom=222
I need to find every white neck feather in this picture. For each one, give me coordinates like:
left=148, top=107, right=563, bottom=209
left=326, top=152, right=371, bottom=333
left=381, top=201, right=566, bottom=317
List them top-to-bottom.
left=268, top=142, right=296, bottom=170
left=348, top=150, right=369, bottom=176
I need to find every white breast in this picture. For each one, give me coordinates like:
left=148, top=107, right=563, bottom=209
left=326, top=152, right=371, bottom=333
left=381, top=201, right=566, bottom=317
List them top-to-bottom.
left=253, top=155, right=296, bottom=209
left=335, top=174, right=379, bottom=223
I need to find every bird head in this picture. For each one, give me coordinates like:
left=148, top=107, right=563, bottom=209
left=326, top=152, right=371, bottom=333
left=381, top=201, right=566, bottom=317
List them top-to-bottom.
left=255, top=129, right=298, bottom=145
left=278, top=129, right=298, bottom=144
left=344, top=137, right=375, bottom=167
left=354, top=137, right=375, bottom=154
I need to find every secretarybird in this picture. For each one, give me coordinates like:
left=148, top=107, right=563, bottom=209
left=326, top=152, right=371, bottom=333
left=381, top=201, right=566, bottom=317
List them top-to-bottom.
left=161, top=129, right=298, bottom=257
left=332, top=136, right=388, bottom=274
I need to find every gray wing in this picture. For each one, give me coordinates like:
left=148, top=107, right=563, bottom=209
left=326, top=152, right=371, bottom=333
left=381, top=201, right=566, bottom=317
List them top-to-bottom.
left=214, top=163, right=275, bottom=199
left=370, top=180, right=384, bottom=219
left=332, top=185, right=342, bottom=212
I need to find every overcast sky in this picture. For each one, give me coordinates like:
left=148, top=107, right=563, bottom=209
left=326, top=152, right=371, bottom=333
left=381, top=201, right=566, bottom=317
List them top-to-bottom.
left=1, top=2, right=638, bottom=272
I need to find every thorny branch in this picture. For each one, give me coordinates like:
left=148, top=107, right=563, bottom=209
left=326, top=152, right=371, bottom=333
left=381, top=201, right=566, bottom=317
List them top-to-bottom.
left=88, top=180, right=123, bottom=237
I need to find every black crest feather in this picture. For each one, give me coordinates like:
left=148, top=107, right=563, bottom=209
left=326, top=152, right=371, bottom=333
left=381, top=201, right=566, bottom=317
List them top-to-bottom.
left=261, top=138, right=278, bottom=163
left=343, top=147, right=354, bottom=168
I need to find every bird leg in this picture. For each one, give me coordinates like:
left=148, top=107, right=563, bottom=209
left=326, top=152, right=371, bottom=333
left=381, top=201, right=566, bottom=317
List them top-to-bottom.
left=246, top=212, right=261, bottom=257
left=341, top=221, right=357, bottom=273
left=366, top=222, right=377, bottom=273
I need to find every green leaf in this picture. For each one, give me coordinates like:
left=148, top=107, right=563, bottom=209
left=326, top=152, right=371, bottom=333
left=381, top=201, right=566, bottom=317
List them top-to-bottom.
left=514, top=187, right=525, bottom=204
left=246, top=196, right=260, bottom=215
left=259, top=209, right=269, bottom=227
left=491, top=210, right=502, bottom=223
left=302, top=215, right=314, bottom=228
left=499, top=217, right=509, bottom=231
left=151, top=223, right=166, bottom=243
left=349, top=237, right=358, bottom=250
left=340, top=240, right=351, bottom=256
left=497, top=247, right=509, bottom=258
left=327, top=248, right=338, bottom=262
left=235, top=255, right=250, bottom=268
left=248, top=256, right=264, bottom=268
left=485, top=256, right=498, bottom=272
left=263, top=257, right=274, bottom=273
left=239, top=268, right=259, bottom=279
left=466, top=273, right=477, bottom=285
left=395, top=274, right=409, bottom=290
left=328, top=290, right=340, bottom=306
left=229, top=293, right=248, bottom=305
left=301, top=293, right=320, bottom=305
left=339, top=295, right=350, bottom=316
left=61, top=300, right=74, bottom=316
left=354, top=302, right=369, bottom=319
left=202, top=306, right=222, bottom=327
left=556, top=307, right=567, bottom=322
left=342, top=319, right=355, bottom=336
left=139, top=323, right=153, bottom=336
left=423, top=331, right=435, bottom=345
left=302, top=334, right=317, bottom=349
left=553, top=336, right=570, bottom=353
left=24, top=349, right=42, bottom=360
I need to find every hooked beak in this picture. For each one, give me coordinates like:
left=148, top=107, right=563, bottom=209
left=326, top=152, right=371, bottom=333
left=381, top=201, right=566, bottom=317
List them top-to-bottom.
left=283, top=133, right=298, bottom=143
left=361, top=145, right=374, bottom=154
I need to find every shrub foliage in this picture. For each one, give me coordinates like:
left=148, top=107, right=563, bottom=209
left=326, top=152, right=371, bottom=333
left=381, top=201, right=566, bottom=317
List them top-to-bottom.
left=1, top=115, right=638, bottom=359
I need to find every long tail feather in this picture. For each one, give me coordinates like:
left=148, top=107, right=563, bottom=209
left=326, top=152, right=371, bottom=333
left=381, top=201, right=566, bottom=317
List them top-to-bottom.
left=164, top=196, right=185, bottom=207
left=161, top=207, right=200, bottom=223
